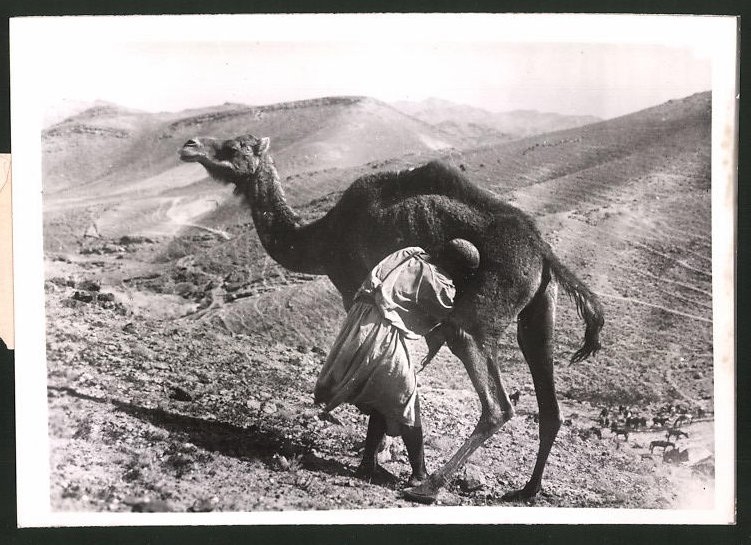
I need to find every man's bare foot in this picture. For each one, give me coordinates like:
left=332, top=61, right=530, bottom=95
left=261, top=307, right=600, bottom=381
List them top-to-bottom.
left=354, top=463, right=398, bottom=485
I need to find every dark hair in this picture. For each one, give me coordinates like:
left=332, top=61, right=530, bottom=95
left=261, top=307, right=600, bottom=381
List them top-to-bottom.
left=434, top=239, right=480, bottom=288
left=438, top=239, right=480, bottom=272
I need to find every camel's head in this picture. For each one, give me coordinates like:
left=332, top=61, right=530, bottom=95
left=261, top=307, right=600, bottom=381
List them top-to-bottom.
left=179, top=134, right=271, bottom=185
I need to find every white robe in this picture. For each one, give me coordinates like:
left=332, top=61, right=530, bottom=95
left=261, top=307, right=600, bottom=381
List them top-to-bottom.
left=314, top=247, right=455, bottom=435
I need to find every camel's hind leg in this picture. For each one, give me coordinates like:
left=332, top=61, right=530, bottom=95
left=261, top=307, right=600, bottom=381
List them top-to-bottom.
left=503, top=280, right=561, bottom=501
left=403, top=321, right=516, bottom=504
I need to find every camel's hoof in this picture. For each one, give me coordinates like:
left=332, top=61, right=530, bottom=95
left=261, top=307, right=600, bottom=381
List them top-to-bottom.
left=402, top=484, right=439, bottom=505
left=501, top=486, right=540, bottom=502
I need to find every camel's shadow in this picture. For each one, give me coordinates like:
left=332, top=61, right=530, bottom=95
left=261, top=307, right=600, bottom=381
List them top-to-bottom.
left=109, top=398, right=354, bottom=480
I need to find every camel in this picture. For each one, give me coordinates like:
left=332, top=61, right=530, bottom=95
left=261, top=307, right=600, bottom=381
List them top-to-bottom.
left=179, top=133, right=604, bottom=503
left=673, top=414, right=693, bottom=428
left=652, top=415, right=670, bottom=428
left=610, top=425, right=630, bottom=442
left=666, top=428, right=689, bottom=441
left=650, top=440, right=676, bottom=453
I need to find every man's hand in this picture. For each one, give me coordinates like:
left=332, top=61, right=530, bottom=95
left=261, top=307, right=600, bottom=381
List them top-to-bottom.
left=420, top=325, right=447, bottom=372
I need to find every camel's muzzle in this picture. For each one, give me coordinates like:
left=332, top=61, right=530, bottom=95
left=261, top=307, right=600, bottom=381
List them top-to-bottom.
left=179, top=139, right=203, bottom=161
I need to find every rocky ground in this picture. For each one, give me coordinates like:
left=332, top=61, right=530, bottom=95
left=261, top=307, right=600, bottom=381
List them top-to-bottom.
left=44, top=248, right=715, bottom=513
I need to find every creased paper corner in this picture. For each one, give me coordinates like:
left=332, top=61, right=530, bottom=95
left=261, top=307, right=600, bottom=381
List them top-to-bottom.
left=0, top=155, right=13, bottom=350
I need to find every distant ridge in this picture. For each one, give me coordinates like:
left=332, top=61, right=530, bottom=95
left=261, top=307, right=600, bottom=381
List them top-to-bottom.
left=41, top=95, right=457, bottom=195
left=391, top=97, right=601, bottom=140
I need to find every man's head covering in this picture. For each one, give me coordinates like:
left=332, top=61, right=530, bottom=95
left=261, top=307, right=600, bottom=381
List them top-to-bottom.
left=438, top=238, right=480, bottom=273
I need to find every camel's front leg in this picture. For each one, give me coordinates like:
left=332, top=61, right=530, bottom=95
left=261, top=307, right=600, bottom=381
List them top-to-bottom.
left=403, top=327, right=514, bottom=504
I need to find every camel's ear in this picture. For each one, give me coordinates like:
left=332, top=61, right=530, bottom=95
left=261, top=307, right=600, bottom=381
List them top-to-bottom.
left=255, top=137, right=271, bottom=155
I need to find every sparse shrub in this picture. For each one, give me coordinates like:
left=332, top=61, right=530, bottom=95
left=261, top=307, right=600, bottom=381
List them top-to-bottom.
left=76, top=279, right=101, bottom=292
left=72, top=291, right=95, bottom=303
left=73, top=417, right=94, bottom=440
left=273, top=452, right=304, bottom=472
left=61, top=482, right=83, bottom=499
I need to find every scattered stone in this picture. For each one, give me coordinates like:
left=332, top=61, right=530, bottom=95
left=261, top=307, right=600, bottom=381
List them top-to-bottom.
left=84, top=223, right=101, bottom=239
left=119, top=235, right=155, bottom=245
left=80, top=244, right=126, bottom=255
left=50, top=276, right=75, bottom=287
left=76, top=279, right=101, bottom=292
left=174, top=282, right=198, bottom=297
left=72, top=291, right=95, bottom=303
left=97, top=292, right=115, bottom=303
left=122, top=322, right=136, bottom=333
left=169, top=386, right=193, bottom=402
left=246, top=399, right=262, bottom=411
left=262, top=402, right=278, bottom=414
left=317, top=412, right=343, bottom=425
left=376, top=437, right=393, bottom=464
left=273, top=453, right=291, bottom=471
left=456, top=466, right=486, bottom=493
left=436, top=493, right=462, bottom=506
left=189, top=496, right=220, bottom=512
left=128, top=499, right=173, bottom=512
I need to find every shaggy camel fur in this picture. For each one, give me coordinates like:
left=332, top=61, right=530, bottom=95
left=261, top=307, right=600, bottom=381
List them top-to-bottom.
left=179, top=134, right=604, bottom=503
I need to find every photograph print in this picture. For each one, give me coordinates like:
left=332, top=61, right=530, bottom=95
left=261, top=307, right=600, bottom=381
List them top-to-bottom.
left=10, top=13, right=737, bottom=525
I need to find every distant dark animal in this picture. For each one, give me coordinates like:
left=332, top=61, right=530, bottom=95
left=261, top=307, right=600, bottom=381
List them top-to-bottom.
left=180, top=133, right=605, bottom=504
left=509, top=390, right=521, bottom=406
left=696, top=407, right=706, bottom=419
left=598, top=409, right=610, bottom=426
left=674, top=414, right=692, bottom=427
left=626, top=416, right=646, bottom=429
left=626, top=416, right=647, bottom=430
left=652, top=416, right=669, bottom=428
left=611, top=424, right=630, bottom=441
left=578, top=426, right=602, bottom=441
left=666, top=428, right=689, bottom=441
left=650, top=440, right=676, bottom=453
left=663, top=448, right=689, bottom=464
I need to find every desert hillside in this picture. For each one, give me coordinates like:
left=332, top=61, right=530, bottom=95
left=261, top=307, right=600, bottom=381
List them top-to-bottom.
left=42, top=92, right=714, bottom=512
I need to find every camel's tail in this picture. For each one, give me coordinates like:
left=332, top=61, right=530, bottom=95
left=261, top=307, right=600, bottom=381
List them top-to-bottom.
left=547, top=254, right=605, bottom=363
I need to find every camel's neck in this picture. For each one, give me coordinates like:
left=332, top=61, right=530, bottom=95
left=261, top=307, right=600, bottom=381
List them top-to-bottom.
left=239, top=157, right=326, bottom=274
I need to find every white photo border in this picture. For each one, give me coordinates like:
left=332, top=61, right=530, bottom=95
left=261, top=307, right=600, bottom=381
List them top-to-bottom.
left=9, top=13, right=738, bottom=526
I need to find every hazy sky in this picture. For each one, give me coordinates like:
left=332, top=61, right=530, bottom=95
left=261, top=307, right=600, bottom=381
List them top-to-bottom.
left=14, top=14, right=720, bottom=120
